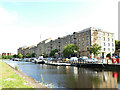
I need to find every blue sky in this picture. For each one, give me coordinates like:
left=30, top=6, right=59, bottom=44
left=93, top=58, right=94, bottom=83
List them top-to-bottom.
left=0, top=0, right=119, bottom=54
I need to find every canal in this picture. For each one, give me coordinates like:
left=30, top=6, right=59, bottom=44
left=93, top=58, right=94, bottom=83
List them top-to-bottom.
left=3, top=60, right=120, bottom=88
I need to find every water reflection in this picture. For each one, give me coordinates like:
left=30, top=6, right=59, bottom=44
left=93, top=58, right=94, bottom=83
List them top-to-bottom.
left=2, top=60, right=119, bottom=88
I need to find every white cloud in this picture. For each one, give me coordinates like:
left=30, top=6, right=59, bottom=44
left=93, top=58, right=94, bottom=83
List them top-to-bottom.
left=0, top=6, right=18, bottom=27
left=0, top=6, right=18, bottom=54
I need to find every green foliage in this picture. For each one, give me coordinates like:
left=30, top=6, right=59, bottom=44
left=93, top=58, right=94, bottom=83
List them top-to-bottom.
left=115, top=40, right=120, bottom=50
left=89, top=43, right=102, bottom=57
left=63, top=44, right=78, bottom=58
left=50, top=49, right=58, bottom=57
left=40, top=52, right=47, bottom=58
left=25, top=53, right=31, bottom=58
left=31, top=53, right=36, bottom=57
left=106, top=53, right=111, bottom=57
left=0, top=54, right=2, bottom=59
left=13, top=54, right=18, bottom=58
left=18, top=54, right=23, bottom=58
left=2, top=55, right=13, bottom=59
left=1, top=61, right=33, bottom=88
left=15, top=65, right=19, bottom=70
left=41, top=74, right=44, bottom=84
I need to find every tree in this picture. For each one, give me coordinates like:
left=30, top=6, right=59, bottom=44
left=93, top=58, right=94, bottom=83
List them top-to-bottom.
left=115, top=40, right=120, bottom=50
left=88, top=43, right=102, bottom=58
left=63, top=44, right=78, bottom=58
left=50, top=49, right=58, bottom=57
left=40, top=52, right=47, bottom=58
left=25, top=53, right=31, bottom=58
left=31, top=53, right=36, bottom=57
left=106, top=53, right=111, bottom=57
left=0, top=54, right=2, bottom=59
left=13, top=54, right=18, bottom=58
left=18, top=54, right=23, bottom=58
left=2, top=55, right=13, bottom=59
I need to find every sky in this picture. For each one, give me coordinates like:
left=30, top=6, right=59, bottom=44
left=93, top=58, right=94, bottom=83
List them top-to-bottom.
left=0, top=0, right=119, bottom=54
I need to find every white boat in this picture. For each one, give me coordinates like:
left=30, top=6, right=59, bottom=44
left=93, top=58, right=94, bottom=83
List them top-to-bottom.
left=35, top=58, right=45, bottom=64
left=46, top=61, right=71, bottom=66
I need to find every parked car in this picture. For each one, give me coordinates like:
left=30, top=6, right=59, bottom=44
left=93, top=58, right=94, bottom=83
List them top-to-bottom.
left=78, top=56, right=88, bottom=62
left=47, top=57, right=54, bottom=61
left=69, top=57, right=78, bottom=61
left=30, top=58, right=37, bottom=62
left=86, top=58, right=98, bottom=63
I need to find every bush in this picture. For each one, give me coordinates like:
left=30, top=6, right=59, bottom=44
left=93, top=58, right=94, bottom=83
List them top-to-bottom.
left=106, top=53, right=111, bottom=57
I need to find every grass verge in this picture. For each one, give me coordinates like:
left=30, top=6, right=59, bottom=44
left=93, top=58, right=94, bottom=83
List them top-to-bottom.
left=0, top=60, right=33, bottom=89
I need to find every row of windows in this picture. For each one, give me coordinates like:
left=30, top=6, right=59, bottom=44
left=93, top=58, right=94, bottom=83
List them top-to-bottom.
left=72, top=31, right=89, bottom=38
left=79, top=31, right=89, bottom=36
left=103, top=32, right=113, bottom=36
left=65, top=37, right=89, bottom=43
left=103, top=37, right=114, bottom=42
left=81, top=42, right=89, bottom=46
left=103, top=43, right=114, bottom=47
left=78, top=47, right=89, bottom=51
left=79, top=47, right=114, bottom=52
left=103, top=48, right=114, bottom=51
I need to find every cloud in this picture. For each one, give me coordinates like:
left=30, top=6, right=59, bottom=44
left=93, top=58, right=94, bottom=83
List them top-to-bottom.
left=0, top=6, right=18, bottom=26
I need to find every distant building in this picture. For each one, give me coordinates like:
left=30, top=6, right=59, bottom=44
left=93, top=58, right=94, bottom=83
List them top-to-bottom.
left=17, top=27, right=115, bottom=58
left=18, top=45, right=37, bottom=56
left=2, top=53, right=14, bottom=56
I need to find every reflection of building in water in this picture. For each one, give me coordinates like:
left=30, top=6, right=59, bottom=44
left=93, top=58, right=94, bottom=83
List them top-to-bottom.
left=57, top=66, right=60, bottom=69
left=65, top=66, right=70, bottom=74
left=73, top=67, right=78, bottom=79
left=92, top=71, right=117, bottom=88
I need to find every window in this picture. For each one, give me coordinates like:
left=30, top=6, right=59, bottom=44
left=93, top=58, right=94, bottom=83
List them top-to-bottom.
left=87, top=31, right=89, bottom=35
left=82, top=32, right=84, bottom=36
left=98, top=32, right=101, bottom=36
left=79, top=34, right=80, bottom=36
left=87, top=36, right=89, bottom=40
left=82, top=37, right=84, bottom=40
left=98, top=37, right=101, bottom=40
left=103, top=37, right=105, bottom=41
left=108, top=38, right=110, bottom=41
left=112, top=38, right=113, bottom=42
left=69, top=41, right=70, bottom=44
left=82, top=42, right=84, bottom=46
left=87, top=42, right=89, bottom=46
left=99, top=42, right=101, bottom=46
left=104, top=42, right=106, bottom=46
left=79, top=43, right=80, bottom=46
left=108, top=43, right=110, bottom=46
left=112, top=43, right=114, bottom=47
left=83, top=48, right=84, bottom=51
left=87, top=48, right=89, bottom=51
left=104, top=48, right=106, bottom=51
left=108, top=48, right=110, bottom=51
left=112, top=48, right=114, bottom=51
left=79, top=49, right=80, bottom=51
left=83, top=53, right=84, bottom=56
left=87, top=53, right=89, bottom=57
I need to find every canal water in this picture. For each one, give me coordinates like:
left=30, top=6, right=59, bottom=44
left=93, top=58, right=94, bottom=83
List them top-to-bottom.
left=3, top=60, right=120, bottom=88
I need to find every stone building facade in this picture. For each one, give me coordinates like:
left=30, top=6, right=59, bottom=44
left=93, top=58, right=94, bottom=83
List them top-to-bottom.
left=17, top=27, right=115, bottom=58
